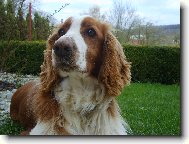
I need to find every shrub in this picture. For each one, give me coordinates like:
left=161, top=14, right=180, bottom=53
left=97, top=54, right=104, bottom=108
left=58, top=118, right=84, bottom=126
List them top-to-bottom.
left=0, top=41, right=180, bottom=84
left=0, top=41, right=45, bottom=75
left=123, top=45, right=180, bottom=84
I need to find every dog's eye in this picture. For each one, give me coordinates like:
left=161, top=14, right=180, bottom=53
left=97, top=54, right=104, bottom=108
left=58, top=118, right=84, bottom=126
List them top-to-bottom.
left=58, top=28, right=65, bottom=36
left=86, top=28, right=96, bottom=37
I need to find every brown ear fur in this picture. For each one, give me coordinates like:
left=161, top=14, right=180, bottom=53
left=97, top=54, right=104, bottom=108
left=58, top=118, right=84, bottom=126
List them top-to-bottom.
left=33, top=28, right=61, bottom=121
left=39, top=30, right=61, bottom=93
left=98, top=31, right=131, bottom=96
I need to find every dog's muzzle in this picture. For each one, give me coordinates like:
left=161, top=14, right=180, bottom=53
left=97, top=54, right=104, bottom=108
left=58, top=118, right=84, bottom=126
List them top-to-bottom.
left=53, top=36, right=78, bottom=66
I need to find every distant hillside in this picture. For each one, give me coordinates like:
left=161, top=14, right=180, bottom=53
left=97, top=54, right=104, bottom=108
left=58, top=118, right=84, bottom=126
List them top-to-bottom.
left=121, top=24, right=180, bottom=46
left=152, top=24, right=180, bottom=45
left=155, top=24, right=180, bottom=35
left=157, top=24, right=180, bottom=30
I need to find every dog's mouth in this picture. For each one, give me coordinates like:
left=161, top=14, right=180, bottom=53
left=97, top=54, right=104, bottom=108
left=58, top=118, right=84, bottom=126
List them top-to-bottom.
left=52, top=49, right=88, bottom=77
left=55, top=57, right=78, bottom=71
left=53, top=58, right=88, bottom=77
left=58, top=68, right=88, bottom=78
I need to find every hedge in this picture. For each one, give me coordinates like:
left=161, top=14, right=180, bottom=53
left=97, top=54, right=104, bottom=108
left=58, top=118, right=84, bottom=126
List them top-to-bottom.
left=0, top=41, right=180, bottom=84
left=0, top=41, right=45, bottom=75
left=123, top=45, right=180, bottom=84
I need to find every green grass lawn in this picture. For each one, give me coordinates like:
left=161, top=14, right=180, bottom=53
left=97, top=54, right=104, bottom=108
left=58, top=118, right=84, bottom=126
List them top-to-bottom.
left=0, top=83, right=180, bottom=135
left=117, top=83, right=180, bottom=136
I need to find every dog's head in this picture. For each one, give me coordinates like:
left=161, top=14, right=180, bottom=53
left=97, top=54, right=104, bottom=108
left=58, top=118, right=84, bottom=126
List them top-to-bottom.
left=41, top=16, right=131, bottom=96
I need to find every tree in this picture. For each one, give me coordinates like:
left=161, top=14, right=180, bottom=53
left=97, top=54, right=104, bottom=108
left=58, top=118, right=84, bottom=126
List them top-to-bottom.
left=0, top=0, right=6, bottom=40
left=0, top=0, right=69, bottom=41
left=5, top=0, right=19, bottom=40
left=108, top=0, right=137, bottom=43
left=108, top=0, right=164, bottom=45
left=109, top=0, right=136, bottom=30
left=81, top=5, right=106, bottom=21
left=88, top=6, right=106, bottom=21
left=17, top=7, right=27, bottom=40
left=33, top=12, right=51, bottom=40
left=144, top=22, right=156, bottom=45
left=173, top=33, right=180, bottom=45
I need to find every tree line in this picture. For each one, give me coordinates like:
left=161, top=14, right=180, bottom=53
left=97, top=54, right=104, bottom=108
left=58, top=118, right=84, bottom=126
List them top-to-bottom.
left=0, top=0, right=52, bottom=41
left=0, top=0, right=179, bottom=45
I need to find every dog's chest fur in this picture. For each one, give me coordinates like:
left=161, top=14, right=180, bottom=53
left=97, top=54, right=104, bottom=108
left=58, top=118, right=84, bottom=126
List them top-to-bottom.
left=30, top=74, right=127, bottom=135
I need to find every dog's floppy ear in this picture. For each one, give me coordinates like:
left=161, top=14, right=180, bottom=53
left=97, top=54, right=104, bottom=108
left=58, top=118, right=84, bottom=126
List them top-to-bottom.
left=98, top=31, right=131, bottom=96
left=39, top=32, right=60, bottom=94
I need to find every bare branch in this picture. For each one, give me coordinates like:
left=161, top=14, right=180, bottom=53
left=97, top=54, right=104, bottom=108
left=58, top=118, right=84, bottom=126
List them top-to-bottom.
left=108, top=0, right=136, bottom=30
left=46, top=3, right=70, bottom=21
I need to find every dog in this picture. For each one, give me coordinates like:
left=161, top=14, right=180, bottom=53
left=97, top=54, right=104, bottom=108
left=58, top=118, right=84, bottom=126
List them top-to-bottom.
left=10, top=16, right=131, bottom=135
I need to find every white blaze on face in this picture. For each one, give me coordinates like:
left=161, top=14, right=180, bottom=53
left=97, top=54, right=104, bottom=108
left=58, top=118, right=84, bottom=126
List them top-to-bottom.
left=65, top=17, right=87, bottom=71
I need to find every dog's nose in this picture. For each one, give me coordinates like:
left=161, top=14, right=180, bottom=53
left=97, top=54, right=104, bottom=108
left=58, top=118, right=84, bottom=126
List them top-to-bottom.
left=53, top=37, right=75, bottom=58
left=53, top=44, right=72, bottom=58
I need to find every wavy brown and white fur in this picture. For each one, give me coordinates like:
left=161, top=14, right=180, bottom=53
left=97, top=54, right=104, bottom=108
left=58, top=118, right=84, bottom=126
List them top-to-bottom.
left=10, top=16, right=131, bottom=135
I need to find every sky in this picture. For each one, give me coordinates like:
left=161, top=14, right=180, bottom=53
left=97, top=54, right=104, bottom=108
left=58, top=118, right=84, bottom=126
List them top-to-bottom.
left=36, top=0, right=180, bottom=25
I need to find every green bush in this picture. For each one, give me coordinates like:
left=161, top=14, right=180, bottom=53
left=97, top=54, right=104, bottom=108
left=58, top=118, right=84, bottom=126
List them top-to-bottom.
left=0, top=41, right=180, bottom=84
left=0, top=41, right=45, bottom=75
left=123, top=45, right=180, bottom=84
